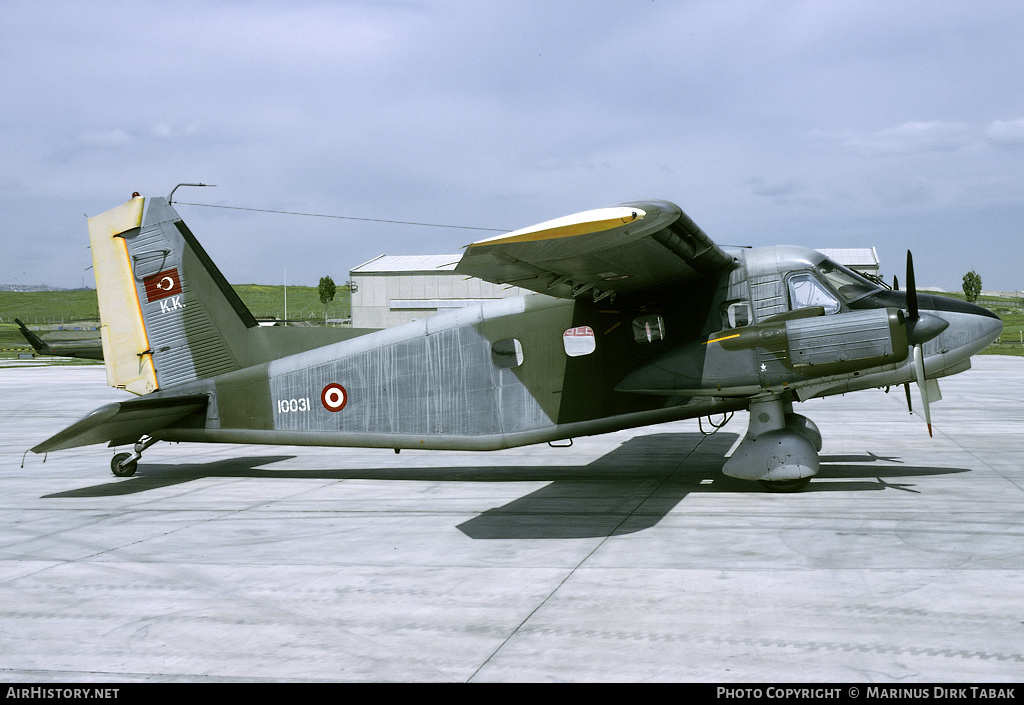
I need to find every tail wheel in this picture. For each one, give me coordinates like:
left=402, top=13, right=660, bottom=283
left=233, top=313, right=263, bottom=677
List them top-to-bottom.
left=111, top=452, right=138, bottom=477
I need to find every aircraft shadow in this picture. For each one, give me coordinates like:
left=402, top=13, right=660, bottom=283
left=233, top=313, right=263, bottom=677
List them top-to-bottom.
left=42, top=433, right=970, bottom=538
left=457, top=438, right=971, bottom=539
left=41, top=456, right=298, bottom=498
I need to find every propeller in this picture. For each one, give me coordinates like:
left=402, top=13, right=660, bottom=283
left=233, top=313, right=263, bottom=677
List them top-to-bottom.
left=903, top=251, right=948, bottom=438
left=906, top=251, right=918, bottom=321
left=901, top=252, right=923, bottom=430
left=913, top=340, right=932, bottom=437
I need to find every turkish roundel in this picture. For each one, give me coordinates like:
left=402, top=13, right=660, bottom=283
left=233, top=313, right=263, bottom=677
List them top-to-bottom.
left=321, top=383, right=348, bottom=412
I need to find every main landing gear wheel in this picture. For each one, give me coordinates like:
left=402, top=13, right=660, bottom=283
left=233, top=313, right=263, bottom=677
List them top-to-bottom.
left=109, top=435, right=157, bottom=477
left=111, top=452, right=138, bottom=477
left=759, top=477, right=811, bottom=493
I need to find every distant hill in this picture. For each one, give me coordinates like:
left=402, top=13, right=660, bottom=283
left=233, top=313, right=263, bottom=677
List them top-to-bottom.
left=0, top=284, right=351, bottom=324
left=0, top=284, right=88, bottom=292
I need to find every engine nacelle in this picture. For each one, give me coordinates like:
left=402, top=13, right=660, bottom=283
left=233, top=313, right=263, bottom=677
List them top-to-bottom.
left=778, top=307, right=910, bottom=375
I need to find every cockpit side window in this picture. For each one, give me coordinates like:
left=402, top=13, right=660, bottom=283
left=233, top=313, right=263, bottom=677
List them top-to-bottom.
left=814, top=258, right=880, bottom=303
left=788, top=272, right=841, bottom=314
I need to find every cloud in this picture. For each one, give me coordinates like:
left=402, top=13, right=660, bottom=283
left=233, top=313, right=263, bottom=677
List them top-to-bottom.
left=988, top=119, right=1024, bottom=145
left=842, top=121, right=974, bottom=157
left=75, top=129, right=134, bottom=148
left=746, top=177, right=806, bottom=203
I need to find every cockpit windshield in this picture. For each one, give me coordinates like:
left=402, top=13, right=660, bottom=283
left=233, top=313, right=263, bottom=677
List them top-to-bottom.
left=813, top=257, right=881, bottom=303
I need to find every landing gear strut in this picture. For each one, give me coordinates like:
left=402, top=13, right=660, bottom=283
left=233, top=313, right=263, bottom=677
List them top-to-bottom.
left=723, top=397, right=820, bottom=492
left=110, top=436, right=158, bottom=477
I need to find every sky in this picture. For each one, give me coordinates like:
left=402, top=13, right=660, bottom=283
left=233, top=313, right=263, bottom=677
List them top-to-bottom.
left=2, top=0, right=1023, bottom=292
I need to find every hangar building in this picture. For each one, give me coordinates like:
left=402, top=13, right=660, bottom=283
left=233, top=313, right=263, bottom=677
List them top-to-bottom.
left=349, top=254, right=539, bottom=329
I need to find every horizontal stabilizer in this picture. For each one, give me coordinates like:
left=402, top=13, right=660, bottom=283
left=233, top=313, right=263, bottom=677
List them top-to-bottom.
left=32, top=395, right=208, bottom=454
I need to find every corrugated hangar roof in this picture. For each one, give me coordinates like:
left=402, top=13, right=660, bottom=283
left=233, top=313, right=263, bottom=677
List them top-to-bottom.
left=817, top=248, right=879, bottom=269
left=351, top=254, right=461, bottom=274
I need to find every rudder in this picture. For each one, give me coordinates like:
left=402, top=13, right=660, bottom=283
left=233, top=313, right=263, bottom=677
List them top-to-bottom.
left=90, top=195, right=257, bottom=394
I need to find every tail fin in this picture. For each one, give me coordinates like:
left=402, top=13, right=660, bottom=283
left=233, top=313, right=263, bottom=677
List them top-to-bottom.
left=89, top=195, right=257, bottom=394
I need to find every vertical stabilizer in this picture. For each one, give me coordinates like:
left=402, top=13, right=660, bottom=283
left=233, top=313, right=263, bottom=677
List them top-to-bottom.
left=90, top=195, right=258, bottom=394
left=89, top=196, right=155, bottom=395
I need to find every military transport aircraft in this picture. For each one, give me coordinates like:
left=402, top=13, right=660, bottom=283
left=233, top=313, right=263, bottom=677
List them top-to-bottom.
left=31, top=194, right=1002, bottom=491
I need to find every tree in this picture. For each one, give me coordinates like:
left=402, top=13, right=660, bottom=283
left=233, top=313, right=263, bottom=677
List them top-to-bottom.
left=962, top=270, right=982, bottom=303
left=318, top=275, right=336, bottom=323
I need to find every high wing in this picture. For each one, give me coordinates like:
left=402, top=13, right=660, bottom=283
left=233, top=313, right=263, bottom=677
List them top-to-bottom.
left=454, top=200, right=736, bottom=300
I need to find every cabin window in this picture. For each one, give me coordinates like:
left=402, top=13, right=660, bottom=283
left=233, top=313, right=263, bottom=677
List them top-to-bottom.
left=788, top=273, right=840, bottom=315
left=721, top=301, right=752, bottom=329
left=631, top=315, right=666, bottom=343
left=563, top=326, right=596, bottom=357
left=491, top=338, right=524, bottom=368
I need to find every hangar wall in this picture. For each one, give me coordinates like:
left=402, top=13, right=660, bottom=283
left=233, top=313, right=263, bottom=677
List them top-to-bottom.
left=350, top=254, right=540, bottom=329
